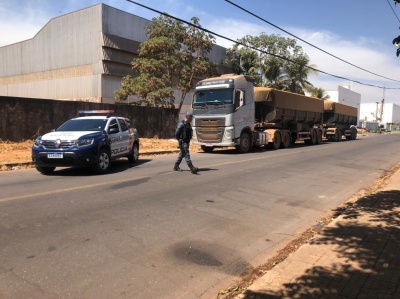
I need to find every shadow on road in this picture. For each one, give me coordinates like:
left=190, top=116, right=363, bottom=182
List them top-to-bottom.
left=240, top=189, right=400, bottom=298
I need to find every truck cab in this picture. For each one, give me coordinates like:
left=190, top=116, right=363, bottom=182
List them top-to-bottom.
left=191, top=74, right=256, bottom=153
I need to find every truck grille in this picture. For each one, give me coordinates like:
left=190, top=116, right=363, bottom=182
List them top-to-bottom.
left=195, top=118, right=225, bottom=142
left=42, top=140, right=76, bottom=149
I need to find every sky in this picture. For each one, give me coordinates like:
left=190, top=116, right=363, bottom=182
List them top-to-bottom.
left=1, top=0, right=400, bottom=104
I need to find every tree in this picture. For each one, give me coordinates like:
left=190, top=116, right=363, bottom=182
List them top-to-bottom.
left=115, top=15, right=216, bottom=109
left=226, top=33, right=318, bottom=94
left=309, top=87, right=330, bottom=100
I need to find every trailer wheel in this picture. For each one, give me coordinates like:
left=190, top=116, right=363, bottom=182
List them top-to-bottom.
left=352, top=127, right=357, bottom=140
left=310, top=129, right=317, bottom=145
left=316, top=129, right=323, bottom=144
left=335, top=129, right=341, bottom=142
left=268, top=131, right=281, bottom=150
left=281, top=131, right=291, bottom=148
left=236, top=132, right=251, bottom=153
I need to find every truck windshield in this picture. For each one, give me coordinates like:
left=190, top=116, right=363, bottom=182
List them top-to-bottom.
left=193, top=89, right=234, bottom=106
left=57, top=119, right=108, bottom=132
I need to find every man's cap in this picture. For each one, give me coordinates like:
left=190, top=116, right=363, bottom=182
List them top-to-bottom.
left=185, top=112, right=194, bottom=118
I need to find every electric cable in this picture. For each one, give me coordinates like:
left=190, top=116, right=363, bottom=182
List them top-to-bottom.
left=125, top=0, right=400, bottom=90
left=225, top=0, right=400, bottom=83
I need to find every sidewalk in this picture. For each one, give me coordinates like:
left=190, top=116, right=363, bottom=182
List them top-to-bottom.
left=236, top=163, right=400, bottom=299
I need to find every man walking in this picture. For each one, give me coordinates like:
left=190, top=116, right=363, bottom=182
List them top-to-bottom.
left=174, top=113, right=198, bottom=174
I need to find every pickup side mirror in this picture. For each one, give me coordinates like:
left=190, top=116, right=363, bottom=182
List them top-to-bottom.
left=108, top=127, right=119, bottom=134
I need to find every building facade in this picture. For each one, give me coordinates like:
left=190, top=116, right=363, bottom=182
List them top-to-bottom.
left=0, top=3, right=230, bottom=105
left=359, top=102, right=400, bottom=130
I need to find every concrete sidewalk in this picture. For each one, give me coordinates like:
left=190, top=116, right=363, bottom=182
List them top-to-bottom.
left=236, top=163, right=400, bottom=299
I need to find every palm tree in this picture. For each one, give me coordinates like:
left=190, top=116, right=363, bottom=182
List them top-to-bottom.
left=282, top=54, right=318, bottom=95
left=310, top=87, right=330, bottom=100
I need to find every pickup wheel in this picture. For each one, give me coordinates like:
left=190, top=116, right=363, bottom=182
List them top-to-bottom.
left=268, top=131, right=281, bottom=150
left=236, top=132, right=251, bottom=153
left=128, top=143, right=139, bottom=163
left=201, top=145, right=214, bottom=153
left=93, top=148, right=111, bottom=174
left=35, top=166, right=55, bottom=175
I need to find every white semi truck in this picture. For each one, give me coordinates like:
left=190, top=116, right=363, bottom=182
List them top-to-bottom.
left=191, top=74, right=327, bottom=153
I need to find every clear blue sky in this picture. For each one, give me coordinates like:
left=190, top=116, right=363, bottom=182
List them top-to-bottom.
left=1, top=0, right=400, bottom=103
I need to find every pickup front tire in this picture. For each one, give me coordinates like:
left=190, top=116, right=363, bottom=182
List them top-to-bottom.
left=93, top=148, right=111, bottom=174
left=35, top=166, right=56, bottom=175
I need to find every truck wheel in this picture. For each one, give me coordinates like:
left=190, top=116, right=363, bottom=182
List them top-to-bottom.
left=352, top=128, right=357, bottom=140
left=309, top=129, right=317, bottom=145
left=335, top=129, right=341, bottom=142
left=316, top=130, right=323, bottom=144
left=268, top=131, right=281, bottom=150
left=281, top=131, right=291, bottom=148
left=236, top=132, right=251, bottom=153
left=128, top=143, right=139, bottom=163
left=201, top=145, right=214, bottom=153
left=93, top=148, right=111, bottom=174
left=35, top=166, right=55, bottom=175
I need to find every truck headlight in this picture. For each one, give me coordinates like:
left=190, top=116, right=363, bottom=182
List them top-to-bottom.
left=224, top=127, right=233, bottom=139
left=77, top=138, right=94, bottom=147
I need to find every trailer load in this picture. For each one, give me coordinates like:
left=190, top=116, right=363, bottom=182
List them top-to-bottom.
left=323, top=100, right=358, bottom=141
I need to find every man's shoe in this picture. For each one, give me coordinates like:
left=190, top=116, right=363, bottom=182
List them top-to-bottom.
left=173, top=163, right=181, bottom=171
left=188, top=163, right=198, bottom=174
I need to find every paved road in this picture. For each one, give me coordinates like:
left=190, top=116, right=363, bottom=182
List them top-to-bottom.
left=0, top=134, right=399, bottom=298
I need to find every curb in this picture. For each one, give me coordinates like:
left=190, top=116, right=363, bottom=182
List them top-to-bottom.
left=1, top=150, right=181, bottom=170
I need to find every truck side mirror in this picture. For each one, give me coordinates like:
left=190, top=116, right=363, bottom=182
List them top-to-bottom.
left=235, top=90, right=245, bottom=111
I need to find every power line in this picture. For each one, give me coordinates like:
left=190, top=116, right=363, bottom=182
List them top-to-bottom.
left=125, top=0, right=400, bottom=90
left=225, top=0, right=400, bottom=83
left=387, top=0, right=400, bottom=23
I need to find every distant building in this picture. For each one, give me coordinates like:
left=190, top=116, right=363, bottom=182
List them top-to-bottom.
left=0, top=3, right=230, bottom=105
left=359, top=102, right=400, bottom=130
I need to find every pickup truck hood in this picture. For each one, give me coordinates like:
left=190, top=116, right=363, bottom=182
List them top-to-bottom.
left=41, top=131, right=100, bottom=141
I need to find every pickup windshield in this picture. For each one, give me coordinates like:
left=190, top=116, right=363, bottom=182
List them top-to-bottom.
left=193, top=89, right=234, bottom=106
left=57, top=119, right=108, bottom=132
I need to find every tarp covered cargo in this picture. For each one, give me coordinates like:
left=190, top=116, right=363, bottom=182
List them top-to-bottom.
left=254, top=87, right=324, bottom=113
left=254, top=87, right=324, bottom=125
left=323, top=100, right=358, bottom=118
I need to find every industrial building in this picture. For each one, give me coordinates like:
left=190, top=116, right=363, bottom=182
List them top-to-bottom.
left=0, top=3, right=229, bottom=105
left=359, top=102, right=400, bottom=130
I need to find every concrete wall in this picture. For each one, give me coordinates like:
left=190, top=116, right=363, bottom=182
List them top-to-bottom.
left=0, top=96, right=179, bottom=142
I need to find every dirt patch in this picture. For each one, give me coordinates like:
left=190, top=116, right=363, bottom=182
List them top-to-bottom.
left=0, top=138, right=203, bottom=171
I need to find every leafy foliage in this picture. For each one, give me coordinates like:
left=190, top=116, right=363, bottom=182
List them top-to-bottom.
left=115, top=15, right=216, bottom=109
left=226, top=33, right=318, bottom=95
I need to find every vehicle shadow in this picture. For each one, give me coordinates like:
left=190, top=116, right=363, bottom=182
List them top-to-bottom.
left=48, top=158, right=152, bottom=176
left=239, top=189, right=400, bottom=298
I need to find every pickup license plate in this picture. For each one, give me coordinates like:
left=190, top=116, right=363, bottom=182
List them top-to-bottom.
left=205, top=144, right=213, bottom=147
left=47, top=153, right=63, bottom=159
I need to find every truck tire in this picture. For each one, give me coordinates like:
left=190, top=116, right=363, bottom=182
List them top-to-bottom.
left=352, top=127, right=357, bottom=140
left=310, top=129, right=317, bottom=145
left=316, top=129, right=323, bottom=144
left=335, top=129, right=341, bottom=142
left=268, top=131, right=281, bottom=150
left=281, top=131, right=291, bottom=148
left=236, top=132, right=251, bottom=153
left=128, top=143, right=139, bottom=163
left=201, top=145, right=214, bottom=153
left=93, top=148, right=111, bottom=174
left=35, top=166, right=56, bottom=175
